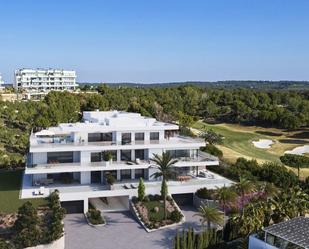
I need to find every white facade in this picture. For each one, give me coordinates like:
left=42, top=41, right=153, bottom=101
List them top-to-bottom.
left=14, top=68, right=77, bottom=97
left=0, top=74, right=4, bottom=90
left=22, top=111, right=233, bottom=212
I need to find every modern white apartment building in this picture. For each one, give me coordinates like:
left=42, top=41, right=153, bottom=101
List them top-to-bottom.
left=14, top=68, right=77, bottom=99
left=0, top=74, right=4, bottom=90
left=21, top=111, right=233, bottom=213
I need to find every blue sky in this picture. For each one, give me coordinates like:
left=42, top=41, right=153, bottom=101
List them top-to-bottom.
left=0, top=0, right=309, bottom=83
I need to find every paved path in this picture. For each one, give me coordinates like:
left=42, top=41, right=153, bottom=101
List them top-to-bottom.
left=64, top=206, right=202, bottom=249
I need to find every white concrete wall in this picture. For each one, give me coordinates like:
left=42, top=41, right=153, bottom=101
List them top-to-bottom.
left=144, top=131, right=150, bottom=141
left=149, top=148, right=163, bottom=158
left=80, top=151, right=91, bottom=163
left=80, top=172, right=91, bottom=184
left=26, top=235, right=64, bottom=249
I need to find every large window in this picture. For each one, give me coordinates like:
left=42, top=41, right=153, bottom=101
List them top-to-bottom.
left=88, top=132, right=112, bottom=142
left=150, top=132, right=159, bottom=141
left=122, top=133, right=131, bottom=145
left=135, top=133, right=144, bottom=142
left=135, top=149, right=145, bottom=160
left=121, top=150, right=132, bottom=161
left=166, top=150, right=190, bottom=159
left=47, top=151, right=73, bottom=163
left=91, top=152, right=101, bottom=162
left=121, top=169, right=131, bottom=180
left=134, top=169, right=144, bottom=179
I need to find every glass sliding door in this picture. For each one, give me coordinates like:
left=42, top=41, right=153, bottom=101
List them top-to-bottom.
left=121, top=133, right=131, bottom=145
left=135, top=149, right=145, bottom=160
left=121, top=150, right=132, bottom=161
left=121, top=169, right=131, bottom=180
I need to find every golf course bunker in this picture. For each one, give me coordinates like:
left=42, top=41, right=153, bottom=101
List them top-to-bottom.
left=252, top=139, right=274, bottom=149
left=285, top=145, right=309, bottom=155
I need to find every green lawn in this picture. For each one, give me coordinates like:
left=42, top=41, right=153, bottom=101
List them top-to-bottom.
left=193, top=121, right=280, bottom=162
left=0, top=170, right=47, bottom=214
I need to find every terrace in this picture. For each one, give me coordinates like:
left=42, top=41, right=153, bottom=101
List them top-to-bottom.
left=29, top=135, right=205, bottom=152
left=25, top=151, right=219, bottom=174
left=20, top=171, right=233, bottom=200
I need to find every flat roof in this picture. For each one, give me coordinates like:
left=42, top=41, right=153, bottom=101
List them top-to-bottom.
left=33, top=111, right=179, bottom=134
left=263, top=217, right=309, bottom=248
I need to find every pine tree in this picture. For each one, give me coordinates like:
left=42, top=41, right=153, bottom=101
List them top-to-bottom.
left=138, top=178, right=145, bottom=201
left=13, top=202, right=41, bottom=248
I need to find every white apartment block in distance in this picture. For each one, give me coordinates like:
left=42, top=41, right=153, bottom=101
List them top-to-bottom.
left=14, top=68, right=77, bottom=99
left=0, top=74, right=4, bottom=90
left=21, top=111, right=233, bottom=213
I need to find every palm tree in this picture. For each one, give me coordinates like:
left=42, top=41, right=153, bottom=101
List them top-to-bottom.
left=150, top=152, right=178, bottom=219
left=234, top=177, right=256, bottom=213
left=257, top=181, right=279, bottom=199
left=215, top=186, right=237, bottom=217
left=194, top=204, right=224, bottom=229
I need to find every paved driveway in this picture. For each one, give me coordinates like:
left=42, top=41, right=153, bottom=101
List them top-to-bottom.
left=64, top=205, right=202, bottom=249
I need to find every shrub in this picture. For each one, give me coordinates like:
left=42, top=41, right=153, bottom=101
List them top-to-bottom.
left=202, top=129, right=223, bottom=144
left=201, top=144, right=223, bottom=158
left=102, top=151, right=113, bottom=161
left=105, top=173, right=116, bottom=185
left=138, top=178, right=145, bottom=201
left=195, top=188, right=214, bottom=199
left=154, top=194, right=162, bottom=201
left=131, top=196, right=138, bottom=203
left=144, top=196, right=150, bottom=202
left=87, top=209, right=104, bottom=225
left=170, top=210, right=182, bottom=223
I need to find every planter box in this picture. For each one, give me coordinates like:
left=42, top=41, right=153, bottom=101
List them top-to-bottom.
left=129, top=199, right=185, bottom=233
left=84, top=213, right=106, bottom=227
left=26, top=235, right=64, bottom=249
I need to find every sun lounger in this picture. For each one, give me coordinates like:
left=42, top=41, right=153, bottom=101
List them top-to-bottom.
left=123, top=184, right=130, bottom=189
left=131, top=184, right=137, bottom=189
left=39, top=187, right=45, bottom=195
left=33, top=189, right=40, bottom=196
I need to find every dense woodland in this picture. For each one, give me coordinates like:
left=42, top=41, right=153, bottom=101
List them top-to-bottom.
left=0, top=84, right=309, bottom=168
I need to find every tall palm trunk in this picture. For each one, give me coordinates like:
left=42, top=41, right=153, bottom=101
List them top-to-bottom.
left=163, top=177, right=167, bottom=220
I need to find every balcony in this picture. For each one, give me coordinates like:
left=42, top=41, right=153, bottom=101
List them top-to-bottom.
left=29, top=135, right=205, bottom=152
left=25, top=152, right=218, bottom=174
left=20, top=171, right=234, bottom=200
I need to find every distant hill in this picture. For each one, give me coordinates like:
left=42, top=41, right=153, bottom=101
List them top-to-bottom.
left=78, top=81, right=309, bottom=90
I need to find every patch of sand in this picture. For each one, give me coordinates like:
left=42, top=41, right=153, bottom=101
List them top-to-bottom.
left=252, top=139, right=274, bottom=149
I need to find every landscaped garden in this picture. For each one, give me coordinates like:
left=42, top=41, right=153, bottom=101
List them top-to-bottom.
left=131, top=154, right=184, bottom=231
left=173, top=157, right=309, bottom=249
left=0, top=170, right=47, bottom=213
left=0, top=190, right=65, bottom=249
left=132, top=194, right=183, bottom=230
left=86, top=203, right=105, bottom=226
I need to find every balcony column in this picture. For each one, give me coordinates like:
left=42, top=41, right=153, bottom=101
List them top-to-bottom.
left=117, top=150, right=121, bottom=162
left=131, top=169, right=135, bottom=180
left=117, top=170, right=121, bottom=181
left=80, top=172, right=91, bottom=184
left=83, top=198, right=88, bottom=213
